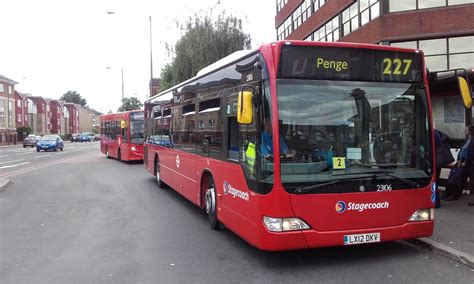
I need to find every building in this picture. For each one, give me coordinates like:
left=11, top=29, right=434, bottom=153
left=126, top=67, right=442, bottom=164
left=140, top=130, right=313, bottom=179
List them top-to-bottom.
left=275, top=0, right=474, bottom=139
left=0, top=75, right=18, bottom=144
left=149, top=78, right=161, bottom=98
left=14, top=91, right=29, bottom=129
left=28, top=96, right=48, bottom=135
left=48, top=99, right=64, bottom=135
left=61, top=101, right=69, bottom=135
left=64, top=103, right=79, bottom=134
left=78, top=106, right=101, bottom=133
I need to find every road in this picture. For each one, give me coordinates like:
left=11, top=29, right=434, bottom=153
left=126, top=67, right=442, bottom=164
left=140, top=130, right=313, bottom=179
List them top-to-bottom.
left=0, top=142, right=473, bottom=283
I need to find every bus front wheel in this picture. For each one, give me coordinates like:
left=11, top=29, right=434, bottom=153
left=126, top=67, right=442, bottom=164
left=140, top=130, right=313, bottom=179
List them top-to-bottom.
left=105, top=146, right=110, bottom=159
left=117, top=149, right=121, bottom=161
left=204, top=176, right=220, bottom=230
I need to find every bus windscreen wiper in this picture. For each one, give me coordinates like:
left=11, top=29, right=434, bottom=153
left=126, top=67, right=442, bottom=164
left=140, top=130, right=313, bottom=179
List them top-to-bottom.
left=295, top=176, right=366, bottom=193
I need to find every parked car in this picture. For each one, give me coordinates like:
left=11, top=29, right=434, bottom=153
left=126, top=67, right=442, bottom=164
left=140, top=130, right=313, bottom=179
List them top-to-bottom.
left=80, top=132, right=94, bottom=142
left=71, top=133, right=81, bottom=142
left=93, top=134, right=101, bottom=141
left=23, top=135, right=39, bottom=148
left=36, top=135, right=64, bottom=152
left=147, top=135, right=172, bottom=148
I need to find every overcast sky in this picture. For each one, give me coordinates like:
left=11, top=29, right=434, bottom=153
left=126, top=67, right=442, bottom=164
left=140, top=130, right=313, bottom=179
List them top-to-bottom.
left=1, top=0, right=276, bottom=112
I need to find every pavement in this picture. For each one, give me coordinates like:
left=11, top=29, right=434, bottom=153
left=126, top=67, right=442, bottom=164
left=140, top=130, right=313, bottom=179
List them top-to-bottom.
left=409, top=189, right=474, bottom=268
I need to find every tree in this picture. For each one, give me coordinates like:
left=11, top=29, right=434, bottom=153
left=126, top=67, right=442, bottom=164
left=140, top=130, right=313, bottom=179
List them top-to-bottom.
left=159, top=13, right=251, bottom=92
left=60, top=90, right=87, bottom=106
left=118, top=97, right=143, bottom=112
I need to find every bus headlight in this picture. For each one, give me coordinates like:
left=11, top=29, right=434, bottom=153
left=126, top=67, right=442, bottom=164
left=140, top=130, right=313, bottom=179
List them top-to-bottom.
left=131, top=146, right=137, bottom=151
left=408, top=208, right=434, bottom=221
left=263, top=216, right=310, bottom=232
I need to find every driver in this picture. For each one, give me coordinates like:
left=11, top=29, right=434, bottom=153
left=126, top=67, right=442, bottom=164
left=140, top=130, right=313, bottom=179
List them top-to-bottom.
left=261, top=119, right=289, bottom=158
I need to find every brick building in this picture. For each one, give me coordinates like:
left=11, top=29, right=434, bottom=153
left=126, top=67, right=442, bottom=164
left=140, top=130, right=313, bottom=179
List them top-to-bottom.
left=275, top=0, right=474, bottom=139
left=0, top=75, right=18, bottom=144
left=14, top=91, right=29, bottom=128
left=28, top=96, right=48, bottom=135
left=48, top=99, right=64, bottom=134
left=64, top=103, right=79, bottom=134
left=78, top=106, right=101, bottom=133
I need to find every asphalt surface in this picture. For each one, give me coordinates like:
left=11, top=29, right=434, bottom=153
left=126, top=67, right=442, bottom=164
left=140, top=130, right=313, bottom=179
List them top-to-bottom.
left=1, top=143, right=473, bottom=283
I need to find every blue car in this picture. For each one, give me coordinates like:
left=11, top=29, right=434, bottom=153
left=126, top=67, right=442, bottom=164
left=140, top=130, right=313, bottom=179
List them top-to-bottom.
left=80, top=132, right=94, bottom=142
left=36, top=135, right=64, bottom=152
left=147, top=135, right=172, bottom=148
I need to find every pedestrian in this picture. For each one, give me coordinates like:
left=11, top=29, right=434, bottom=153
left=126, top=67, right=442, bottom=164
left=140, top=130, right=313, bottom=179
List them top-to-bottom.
left=443, top=126, right=474, bottom=201
left=434, top=129, right=455, bottom=207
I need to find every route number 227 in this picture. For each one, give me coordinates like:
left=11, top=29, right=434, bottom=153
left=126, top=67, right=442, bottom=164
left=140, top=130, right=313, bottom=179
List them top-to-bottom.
left=383, top=58, right=412, bottom=75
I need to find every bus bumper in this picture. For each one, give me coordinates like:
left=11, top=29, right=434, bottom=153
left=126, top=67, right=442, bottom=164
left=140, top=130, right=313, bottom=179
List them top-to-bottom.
left=253, top=221, right=434, bottom=251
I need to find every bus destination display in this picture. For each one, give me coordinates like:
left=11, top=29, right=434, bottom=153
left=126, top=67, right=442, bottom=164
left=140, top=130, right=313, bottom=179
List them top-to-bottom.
left=278, top=45, right=422, bottom=83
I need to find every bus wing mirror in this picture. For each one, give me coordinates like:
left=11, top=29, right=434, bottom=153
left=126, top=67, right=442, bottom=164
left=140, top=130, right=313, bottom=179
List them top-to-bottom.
left=458, top=77, right=472, bottom=109
left=237, top=90, right=254, bottom=124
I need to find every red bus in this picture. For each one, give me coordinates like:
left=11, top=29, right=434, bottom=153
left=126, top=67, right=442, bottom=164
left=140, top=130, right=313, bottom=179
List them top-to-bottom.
left=144, top=41, right=437, bottom=251
left=100, top=110, right=145, bottom=161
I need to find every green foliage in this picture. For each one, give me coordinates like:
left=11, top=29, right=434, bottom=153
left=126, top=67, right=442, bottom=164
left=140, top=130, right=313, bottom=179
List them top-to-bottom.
left=158, top=12, right=251, bottom=92
left=60, top=90, right=87, bottom=106
left=118, top=97, right=143, bottom=112
left=16, top=126, right=31, bottom=135
left=91, top=128, right=99, bottom=134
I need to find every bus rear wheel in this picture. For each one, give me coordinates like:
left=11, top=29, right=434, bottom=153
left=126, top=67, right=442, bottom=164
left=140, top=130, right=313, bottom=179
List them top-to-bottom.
left=105, top=146, right=110, bottom=159
left=117, top=149, right=121, bottom=161
left=155, top=157, right=165, bottom=188
left=204, top=176, right=220, bottom=230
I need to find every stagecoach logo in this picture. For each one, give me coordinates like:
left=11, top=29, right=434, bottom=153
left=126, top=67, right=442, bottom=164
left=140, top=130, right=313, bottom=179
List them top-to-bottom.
left=176, top=155, right=180, bottom=168
left=223, top=181, right=249, bottom=201
left=335, top=201, right=347, bottom=213
left=336, top=201, right=390, bottom=213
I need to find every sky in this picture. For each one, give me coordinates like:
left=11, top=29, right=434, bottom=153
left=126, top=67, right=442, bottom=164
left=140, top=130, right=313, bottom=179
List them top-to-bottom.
left=0, top=0, right=276, bottom=113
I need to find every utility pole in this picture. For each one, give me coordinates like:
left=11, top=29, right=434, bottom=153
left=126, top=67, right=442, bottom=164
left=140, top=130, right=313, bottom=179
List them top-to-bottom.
left=149, top=16, right=154, bottom=99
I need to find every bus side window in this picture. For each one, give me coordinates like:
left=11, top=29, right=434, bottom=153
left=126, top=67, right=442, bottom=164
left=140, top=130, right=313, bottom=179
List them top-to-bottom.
left=227, top=116, right=239, bottom=160
left=122, top=127, right=128, bottom=143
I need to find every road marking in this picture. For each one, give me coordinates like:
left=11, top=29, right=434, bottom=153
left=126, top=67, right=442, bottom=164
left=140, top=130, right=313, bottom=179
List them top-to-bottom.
left=14, top=152, right=36, bottom=156
left=0, top=153, right=100, bottom=178
left=0, top=155, right=9, bottom=158
left=34, top=155, right=51, bottom=159
left=0, top=159, right=24, bottom=165
left=0, top=162, right=30, bottom=169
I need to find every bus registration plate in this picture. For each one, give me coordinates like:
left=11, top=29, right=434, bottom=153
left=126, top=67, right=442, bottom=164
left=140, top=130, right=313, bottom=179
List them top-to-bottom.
left=344, top=232, right=380, bottom=245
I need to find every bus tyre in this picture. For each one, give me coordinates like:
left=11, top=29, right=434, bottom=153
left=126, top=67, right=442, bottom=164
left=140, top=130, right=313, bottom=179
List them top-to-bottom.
left=105, top=146, right=110, bottom=159
left=117, top=149, right=121, bottom=161
left=155, top=158, right=165, bottom=188
left=204, top=176, right=221, bottom=230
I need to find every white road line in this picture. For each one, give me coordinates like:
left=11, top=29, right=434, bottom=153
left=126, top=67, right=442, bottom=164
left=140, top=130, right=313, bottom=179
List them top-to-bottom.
left=14, top=152, right=35, bottom=156
left=0, top=155, right=9, bottom=158
left=34, top=155, right=51, bottom=159
left=0, top=159, right=25, bottom=165
left=0, top=162, right=30, bottom=169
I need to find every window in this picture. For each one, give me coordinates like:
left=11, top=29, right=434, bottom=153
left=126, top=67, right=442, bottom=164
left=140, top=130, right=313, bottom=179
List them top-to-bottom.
left=277, top=0, right=328, bottom=40
left=342, top=0, right=380, bottom=37
left=390, top=0, right=473, bottom=12
left=313, top=16, right=340, bottom=42
left=390, top=36, right=474, bottom=71
left=0, top=84, right=4, bottom=92
left=8, top=85, right=12, bottom=94
left=17, top=99, right=21, bottom=107
left=0, top=100, right=4, bottom=125
left=17, top=114, right=21, bottom=122
left=25, top=114, right=28, bottom=121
